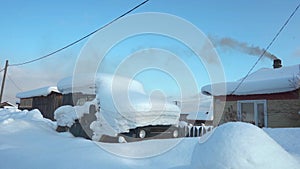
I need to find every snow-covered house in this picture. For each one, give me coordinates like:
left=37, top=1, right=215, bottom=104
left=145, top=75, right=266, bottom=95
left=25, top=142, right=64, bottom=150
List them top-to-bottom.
left=201, top=64, right=300, bottom=128
left=16, top=86, right=62, bottom=120
left=0, top=101, right=15, bottom=108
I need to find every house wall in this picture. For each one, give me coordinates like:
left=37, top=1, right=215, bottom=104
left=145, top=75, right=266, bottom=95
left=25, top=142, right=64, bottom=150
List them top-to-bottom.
left=213, top=89, right=300, bottom=128
left=19, top=92, right=62, bottom=120
left=62, top=93, right=95, bottom=106
left=213, top=98, right=237, bottom=126
left=267, top=99, right=300, bottom=127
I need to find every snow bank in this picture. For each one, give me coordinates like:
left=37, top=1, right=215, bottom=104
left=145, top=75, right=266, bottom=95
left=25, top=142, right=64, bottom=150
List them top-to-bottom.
left=202, top=64, right=300, bottom=96
left=91, top=74, right=180, bottom=139
left=16, top=86, right=60, bottom=98
left=54, top=99, right=97, bottom=127
left=54, top=105, right=77, bottom=127
left=0, top=108, right=56, bottom=130
left=0, top=108, right=300, bottom=169
left=192, top=122, right=300, bottom=169
left=264, top=128, right=300, bottom=159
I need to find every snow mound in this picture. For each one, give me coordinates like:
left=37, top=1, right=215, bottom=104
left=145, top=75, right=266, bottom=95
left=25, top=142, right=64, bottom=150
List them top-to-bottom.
left=54, top=99, right=97, bottom=127
left=54, top=105, right=77, bottom=127
left=0, top=108, right=56, bottom=130
left=193, top=122, right=300, bottom=169
left=264, top=128, right=300, bottom=159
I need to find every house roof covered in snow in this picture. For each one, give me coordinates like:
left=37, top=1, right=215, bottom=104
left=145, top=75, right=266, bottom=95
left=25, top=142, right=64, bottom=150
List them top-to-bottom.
left=201, top=64, right=300, bottom=96
left=16, top=86, right=60, bottom=99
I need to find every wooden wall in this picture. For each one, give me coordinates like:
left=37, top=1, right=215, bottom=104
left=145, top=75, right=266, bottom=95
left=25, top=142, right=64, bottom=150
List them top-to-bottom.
left=19, top=92, right=62, bottom=120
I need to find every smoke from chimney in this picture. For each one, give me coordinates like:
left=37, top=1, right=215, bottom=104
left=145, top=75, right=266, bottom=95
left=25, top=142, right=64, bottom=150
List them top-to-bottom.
left=209, top=36, right=278, bottom=60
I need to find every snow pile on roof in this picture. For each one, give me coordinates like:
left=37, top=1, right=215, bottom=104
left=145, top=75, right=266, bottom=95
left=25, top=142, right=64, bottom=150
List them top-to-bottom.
left=202, top=64, right=300, bottom=96
left=57, top=73, right=146, bottom=95
left=90, top=74, right=180, bottom=139
left=57, top=75, right=95, bottom=94
left=16, top=86, right=60, bottom=98
left=54, top=99, right=97, bottom=127
left=184, top=111, right=213, bottom=121
left=192, top=122, right=299, bottom=169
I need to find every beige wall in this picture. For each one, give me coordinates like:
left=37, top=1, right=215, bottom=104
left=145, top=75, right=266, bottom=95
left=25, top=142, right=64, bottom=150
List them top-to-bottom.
left=213, top=97, right=300, bottom=128
left=213, top=98, right=237, bottom=126
left=267, top=99, right=300, bottom=127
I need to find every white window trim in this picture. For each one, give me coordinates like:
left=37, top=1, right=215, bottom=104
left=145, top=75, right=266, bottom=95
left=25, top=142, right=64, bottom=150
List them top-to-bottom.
left=237, top=100, right=268, bottom=128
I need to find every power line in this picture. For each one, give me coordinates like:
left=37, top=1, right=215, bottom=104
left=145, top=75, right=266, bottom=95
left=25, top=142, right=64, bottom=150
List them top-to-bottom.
left=9, top=0, right=149, bottom=67
left=230, top=2, right=300, bottom=95
left=0, top=68, right=4, bottom=73
left=7, top=74, right=23, bottom=92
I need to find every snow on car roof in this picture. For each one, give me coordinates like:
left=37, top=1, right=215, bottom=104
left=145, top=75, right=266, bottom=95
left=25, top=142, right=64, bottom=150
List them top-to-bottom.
left=201, top=64, right=300, bottom=96
left=57, top=73, right=145, bottom=95
left=16, top=86, right=60, bottom=99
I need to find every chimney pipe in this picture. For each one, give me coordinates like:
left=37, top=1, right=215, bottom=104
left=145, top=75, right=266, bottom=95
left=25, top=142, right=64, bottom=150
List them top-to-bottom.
left=273, top=59, right=282, bottom=69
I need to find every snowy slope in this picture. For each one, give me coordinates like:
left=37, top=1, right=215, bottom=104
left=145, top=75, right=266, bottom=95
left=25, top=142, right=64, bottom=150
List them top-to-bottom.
left=0, top=108, right=299, bottom=169
left=193, top=122, right=299, bottom=169
left=264, top=128, right=300, bottom=160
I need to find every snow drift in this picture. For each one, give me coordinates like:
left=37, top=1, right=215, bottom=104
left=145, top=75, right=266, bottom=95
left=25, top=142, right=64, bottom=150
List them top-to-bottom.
left=54, top=99, right=97, bottom=127
left=0, top=107, right=56, bottom=130
left=0, top=108, right=299, bottom=169
left=192, top=122, right=300, bottom=169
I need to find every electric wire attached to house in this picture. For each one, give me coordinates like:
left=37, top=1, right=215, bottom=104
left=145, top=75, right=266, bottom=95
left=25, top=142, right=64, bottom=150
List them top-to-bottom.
left=8, top=0, right=149, bottom=67
left=230, top=2, right=300, bottom=95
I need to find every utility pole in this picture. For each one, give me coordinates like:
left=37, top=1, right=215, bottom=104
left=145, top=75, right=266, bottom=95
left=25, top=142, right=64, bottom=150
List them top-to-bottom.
left=0, top=60, right=8, bottom=103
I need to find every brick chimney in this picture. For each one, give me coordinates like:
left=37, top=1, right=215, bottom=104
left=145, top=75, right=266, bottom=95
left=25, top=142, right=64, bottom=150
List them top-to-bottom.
left=273, top=59, right=282, bottom=69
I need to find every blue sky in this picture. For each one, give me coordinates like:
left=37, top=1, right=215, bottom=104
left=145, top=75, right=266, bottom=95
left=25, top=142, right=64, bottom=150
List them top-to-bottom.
left=0, top=0, right=300, bottom=103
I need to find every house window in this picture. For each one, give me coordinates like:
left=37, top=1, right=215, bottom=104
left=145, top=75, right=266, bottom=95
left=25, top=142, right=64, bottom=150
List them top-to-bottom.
left=20, top=98, right=33, bottom=108
left=237, top=100, right=267, bottom=128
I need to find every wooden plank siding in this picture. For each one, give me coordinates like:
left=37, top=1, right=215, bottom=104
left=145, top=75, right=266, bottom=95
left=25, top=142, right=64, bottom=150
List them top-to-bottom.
left=19, top=92, right=62, bottom=120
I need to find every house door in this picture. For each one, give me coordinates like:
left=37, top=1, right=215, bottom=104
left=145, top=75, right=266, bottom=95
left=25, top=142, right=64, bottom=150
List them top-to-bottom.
left=237, top=100, right=267, bottom=127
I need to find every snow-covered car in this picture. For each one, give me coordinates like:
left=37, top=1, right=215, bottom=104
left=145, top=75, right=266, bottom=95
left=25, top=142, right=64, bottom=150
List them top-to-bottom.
left=55, top=74, right=181, bottom=142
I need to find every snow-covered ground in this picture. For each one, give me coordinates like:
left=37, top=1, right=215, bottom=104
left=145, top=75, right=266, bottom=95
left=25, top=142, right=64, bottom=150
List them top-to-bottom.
left=0, top=108, right=299, bottom=169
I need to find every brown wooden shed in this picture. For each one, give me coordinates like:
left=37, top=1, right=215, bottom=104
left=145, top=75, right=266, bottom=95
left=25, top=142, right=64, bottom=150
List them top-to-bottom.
left=16, top=86, right=62, bottom=120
